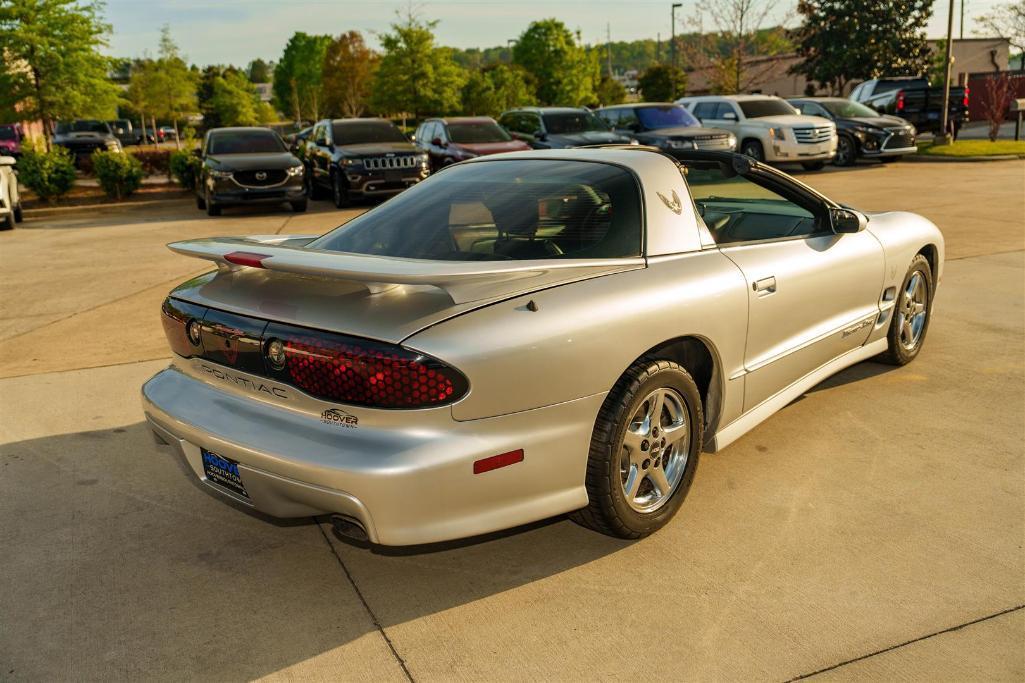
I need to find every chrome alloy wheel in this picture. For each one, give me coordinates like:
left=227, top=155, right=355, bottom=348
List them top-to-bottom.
left=897, top=271, right=928, bottom=351
left=619, top=387, right=690, bottom=513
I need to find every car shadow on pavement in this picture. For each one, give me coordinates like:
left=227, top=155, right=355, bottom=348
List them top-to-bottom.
left=0, top=421, right=632, bottom=679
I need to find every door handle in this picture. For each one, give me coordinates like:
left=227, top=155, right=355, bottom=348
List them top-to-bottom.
left=753, top=276, right=777, bottom=296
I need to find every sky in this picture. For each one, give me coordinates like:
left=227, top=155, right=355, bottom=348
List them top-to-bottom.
left=101, top=0, right=1006, bottom=67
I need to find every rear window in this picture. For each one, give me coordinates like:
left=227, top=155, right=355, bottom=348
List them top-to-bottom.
left=738, top=100, right=798, bottom=118
left=636, top=105, right=700, bottom=129
left=56, top=120, right=110, bottom=134
left=332, top=121, right=407, bottom=145
left=447, top=121, right=511, bottom=144
left=207, top=130, right=285, bottom=154
left=311, top=160, right=642, bottom=261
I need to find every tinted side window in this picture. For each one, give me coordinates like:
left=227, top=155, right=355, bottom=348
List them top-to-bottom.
left=693, top=102, right=717, bottom=119
left=714, top=103, right=738, bottom=119
left=618, top=108, right=639, bottom=130
left=597, top=109, right=619, bottom=127
left=684, top=163, right=821, bottom=245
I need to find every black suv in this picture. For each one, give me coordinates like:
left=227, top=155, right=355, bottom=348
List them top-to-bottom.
left=788, top=97, right=917, bottom=166
left=595, top=103, right=737, bottom=152
left=497, top=107, right=633, bottom=148
left=302, top=118, right=429, bottom=207
left=53, top=120, right=122, bottom=164
left=196, top=127, right=306, bottom=216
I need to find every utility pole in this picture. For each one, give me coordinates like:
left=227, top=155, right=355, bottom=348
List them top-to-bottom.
left=940, top=0, right=956, bottom=144
left=960, top=0, right=965, bottom=39
left=671, top=3, right=682, bottom=70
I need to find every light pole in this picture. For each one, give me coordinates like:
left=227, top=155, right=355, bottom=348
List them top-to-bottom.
left=940, top=0, right=956, bottom=144
left=671, top=2, right=682, bottom=98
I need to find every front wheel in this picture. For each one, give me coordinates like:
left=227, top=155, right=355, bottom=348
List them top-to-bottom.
left=833, top=135, right=857, bottom=166
left=740, top=139, right=765, bottom=162
left=331, top=172, right=351, bottom=208
left=290, top=198, right=307, bottom=213
left=879, top=254, right=933, bottom=366
left=573, top=359, right=703, bottom=539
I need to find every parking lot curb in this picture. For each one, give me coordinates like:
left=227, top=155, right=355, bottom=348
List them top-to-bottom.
left=905, top=153, right=1025, bottom=163
left=22, top=194, right=192, bottom=217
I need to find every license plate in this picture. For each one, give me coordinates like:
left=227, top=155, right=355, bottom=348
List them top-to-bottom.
left=201, top=449, right=249, bottom=498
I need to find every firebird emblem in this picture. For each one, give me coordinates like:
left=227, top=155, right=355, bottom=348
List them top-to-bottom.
left=657, top=189, right=683, bottom=215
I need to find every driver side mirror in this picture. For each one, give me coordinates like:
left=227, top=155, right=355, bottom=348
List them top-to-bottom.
left=830, top=207, right=868, bottom=233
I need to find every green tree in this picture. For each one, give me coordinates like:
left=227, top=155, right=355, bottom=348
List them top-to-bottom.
left=0, top=0, right=121, bottom=144
left=791, top=0, right=933, bottom=95
left=976, top=2, right=1025, bottom=56
left=370, top=12, right=466, bottom=118
left=512, top=19, right=598, bottom=106
left=132, top=26, right=198, bottom=148
left=322, top=31, right=378, bottom=118
left=273, top=32, right=330, bottom=123
left=247, top=58, right=271, bottom=83
left=461, top=64, right=533, bottom=116
left=637, top=64, right=687, bottom=101
left=196, top=65, right=225, bottom=129
left=210, top=70, right=274, bottom=126
left=594, top=75, right=627, bottom=106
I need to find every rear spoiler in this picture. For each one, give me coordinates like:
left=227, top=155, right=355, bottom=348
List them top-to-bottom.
left=167, top=236, right=643, bottom=305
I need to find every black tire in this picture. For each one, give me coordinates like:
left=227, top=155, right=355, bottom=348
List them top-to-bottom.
left=833, top=135, right=857, bottom=166
left=740, top=139, right=765, bottom=162
left=880, top=156, right=902, bottom=164
left=801, top=161, right=826, bottom=171
left=305, top=169, right=325, bottom=200
left=331, top=171, right=351, bottom=208
left=205, top=189, right=221, bottom=216
left=196, top=193, right=206, bottom=210
left=290, top=199, right=308, bottom=213
left=13, top=202, right=23, bottom=223
left=1, top=210, right=13, bottom=231
left=879, top=254, right=933, bottom=366
left=572, top=359, right=703, bottom=539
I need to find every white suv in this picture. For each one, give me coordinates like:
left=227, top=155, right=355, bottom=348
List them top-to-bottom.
left=677, top=95, right=837, bottom=170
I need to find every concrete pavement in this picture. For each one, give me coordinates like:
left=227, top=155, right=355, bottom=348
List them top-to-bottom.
left=1, top=162, right=1022, bottom=680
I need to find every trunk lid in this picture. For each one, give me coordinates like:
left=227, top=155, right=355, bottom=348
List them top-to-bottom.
left=167, top=235, right=642, bottom=344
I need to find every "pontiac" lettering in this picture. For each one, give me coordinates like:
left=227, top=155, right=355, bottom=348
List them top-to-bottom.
left=199, top=363, right=289, bottom=398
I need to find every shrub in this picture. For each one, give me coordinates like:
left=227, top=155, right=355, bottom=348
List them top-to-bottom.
left=16, top=141, right=76, bottom=203
left=129, top=148, right=172, bottom=176
left=169, top=149, right=202, bottom=190
left=91, top=150, right=144, bottom=200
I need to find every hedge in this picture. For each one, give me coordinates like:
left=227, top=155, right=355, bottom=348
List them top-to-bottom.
left=91, top=150, right=145, bottom=200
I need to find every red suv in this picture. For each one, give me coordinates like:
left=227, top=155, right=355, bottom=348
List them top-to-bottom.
left=414, top=116, right=530, bottom=171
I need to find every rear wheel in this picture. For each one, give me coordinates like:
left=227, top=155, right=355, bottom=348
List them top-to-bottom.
left=833, top=135, right=857, bottom=166
left=740, top=139, right=765, bottom=162
left=879, top=254, right=933, bottom=366
left=573, top=359, right=703, bottom=539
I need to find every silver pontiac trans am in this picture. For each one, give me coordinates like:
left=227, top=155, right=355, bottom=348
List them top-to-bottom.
left=143, top=148, right=943, bottom=545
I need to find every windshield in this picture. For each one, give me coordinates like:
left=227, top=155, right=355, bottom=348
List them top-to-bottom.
left=738, top=100, right=798, bottom=118
left=820, top=100, right=881, bottom=118
left=636, top=105, right=700, bottom=129
left=542, top=111, right=610, bottom=135
left=56, top=120, right=110, bottom=134
left=332, top=121, right=407, bottom=145
left=448, top=121, right=511, bottom=144
left=207, top=130, right=285, bottom=155
left=311, top=160, right=641, bottom=261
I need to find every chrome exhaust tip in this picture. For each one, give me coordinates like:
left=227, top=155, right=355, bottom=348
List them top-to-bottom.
left=330, top=514, right=369, bottom=542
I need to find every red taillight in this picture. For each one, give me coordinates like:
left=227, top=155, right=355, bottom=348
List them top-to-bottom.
left=963, top=86, right=969, bottom=107
left=896, top=90, right=905, bottom=112
left=224, top=251, right=270, bottom=268
left=264, top=324, right=468, bottom=409
left=473, top=450, right=524, bottom=474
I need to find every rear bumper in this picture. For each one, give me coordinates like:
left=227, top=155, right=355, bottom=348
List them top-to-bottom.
left=141, top=361, right=601, bottom=545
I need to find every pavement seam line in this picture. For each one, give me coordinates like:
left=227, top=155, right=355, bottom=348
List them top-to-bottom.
left=947, top=248, right=1024, bottom=261
left=0, top=268, right=208, bottom=344
left=316, top=521, right=415, bottom=682
left=784, top=603, right=1025, bottom=682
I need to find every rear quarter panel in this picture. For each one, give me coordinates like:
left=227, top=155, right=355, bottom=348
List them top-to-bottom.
left=406, top=250, right=749, bottom=424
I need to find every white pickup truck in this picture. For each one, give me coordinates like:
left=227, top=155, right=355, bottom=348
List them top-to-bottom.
left=677, top=94, right=837, bottom=170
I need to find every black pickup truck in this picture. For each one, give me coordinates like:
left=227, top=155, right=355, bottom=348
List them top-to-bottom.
left=850, top=77, right=969, bottom=137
